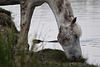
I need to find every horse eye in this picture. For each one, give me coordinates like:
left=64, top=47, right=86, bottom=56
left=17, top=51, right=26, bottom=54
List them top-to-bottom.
left=66, top=27, right=68, bottom=29
left=74, top=35, right=77, bottom=38
left=63, top=37, right=70, bottom=42
left=65, top=38, right=70, bottom=40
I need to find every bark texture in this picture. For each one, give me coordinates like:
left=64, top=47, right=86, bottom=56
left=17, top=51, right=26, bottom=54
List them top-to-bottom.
left=0, top=0, right=20, bottom=5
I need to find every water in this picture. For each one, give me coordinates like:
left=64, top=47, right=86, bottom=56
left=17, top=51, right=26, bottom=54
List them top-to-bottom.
left=0, top=0, right=100, bottom=66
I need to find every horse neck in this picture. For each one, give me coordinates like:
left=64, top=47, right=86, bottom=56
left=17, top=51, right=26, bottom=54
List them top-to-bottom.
left=0, top=0, right=74, bottom=29
left=47, top=0, right=74, bottom=28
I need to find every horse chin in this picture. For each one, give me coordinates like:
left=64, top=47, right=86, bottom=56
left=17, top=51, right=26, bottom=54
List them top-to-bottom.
left=65, top=52, right=82, bottom=62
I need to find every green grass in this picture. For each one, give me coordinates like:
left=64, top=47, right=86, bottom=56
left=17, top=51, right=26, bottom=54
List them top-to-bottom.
left=0, top=8, right=99, bottom=67
left=0, top=8, right=11, bottom=16
left=0, top=26, right=15, bottom=67
left=34, top=49, right=86, bottom=63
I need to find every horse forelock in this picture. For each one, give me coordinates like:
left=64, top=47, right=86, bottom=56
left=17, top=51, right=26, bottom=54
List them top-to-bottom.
left=73, top=23, right=82, bottom=38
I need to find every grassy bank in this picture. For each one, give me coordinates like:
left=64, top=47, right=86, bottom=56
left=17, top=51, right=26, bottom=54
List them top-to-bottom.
left=0, top=8, right=98, bottom=67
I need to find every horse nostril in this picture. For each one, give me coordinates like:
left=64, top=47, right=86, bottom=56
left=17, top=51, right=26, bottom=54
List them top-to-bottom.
left=72, top=55, right=81, bottom=62
left=79, top=55, right=81, bottom=60
left=72, top=56, right=76, bottom=61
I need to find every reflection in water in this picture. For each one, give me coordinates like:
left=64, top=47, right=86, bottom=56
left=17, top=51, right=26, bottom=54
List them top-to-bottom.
left=0, top=0, right=100, bottom=66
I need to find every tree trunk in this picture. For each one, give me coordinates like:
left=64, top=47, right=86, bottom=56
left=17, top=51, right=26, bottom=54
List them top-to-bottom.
left=0, top=0, right=20, bottom=6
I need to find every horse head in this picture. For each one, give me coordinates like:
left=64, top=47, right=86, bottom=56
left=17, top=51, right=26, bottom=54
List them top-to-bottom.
left=58, top=17, right=82, bottom=61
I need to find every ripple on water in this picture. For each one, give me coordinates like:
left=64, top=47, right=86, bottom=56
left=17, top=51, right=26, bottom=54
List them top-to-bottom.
left=81, top=38, right=100, bottom=48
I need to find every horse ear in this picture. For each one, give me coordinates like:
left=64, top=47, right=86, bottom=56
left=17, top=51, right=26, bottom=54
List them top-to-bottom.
left=71, top=17, right=77, bottom=25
